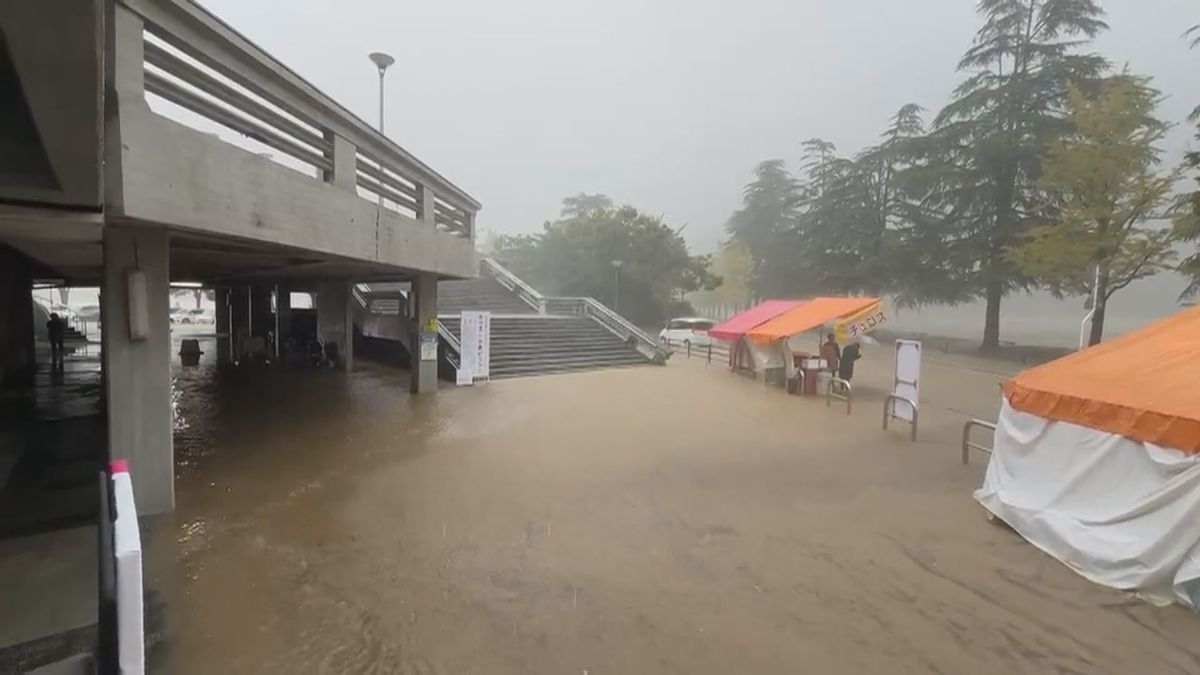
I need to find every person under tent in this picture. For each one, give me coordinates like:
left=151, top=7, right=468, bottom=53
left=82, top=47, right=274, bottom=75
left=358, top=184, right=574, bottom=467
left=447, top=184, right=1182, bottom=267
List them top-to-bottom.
left=838, top=341, right=861, bottom=381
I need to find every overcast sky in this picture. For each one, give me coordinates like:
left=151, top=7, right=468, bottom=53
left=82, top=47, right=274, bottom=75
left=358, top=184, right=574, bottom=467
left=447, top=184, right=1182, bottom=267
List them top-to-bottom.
left=198, top=0, right=1196, bottom=253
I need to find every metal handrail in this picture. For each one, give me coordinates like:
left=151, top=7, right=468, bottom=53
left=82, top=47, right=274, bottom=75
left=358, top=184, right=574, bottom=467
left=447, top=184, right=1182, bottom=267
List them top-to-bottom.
left=480, top=258, right=546, bottom=313
left=577, top=298, right=669, bottom=362
left=663, top=338, right=729, bottom=365
left=826, top=377, right=852, bottom=414
left=882, top=394, right=918, bottom=442
left=962, top=419, right=996, bottom=465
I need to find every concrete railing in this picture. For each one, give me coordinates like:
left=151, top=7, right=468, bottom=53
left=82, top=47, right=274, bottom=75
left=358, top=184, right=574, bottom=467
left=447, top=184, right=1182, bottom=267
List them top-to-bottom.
left=123, top=0, right=478, bottom=238
left=480, top=257, right=546, bottom=313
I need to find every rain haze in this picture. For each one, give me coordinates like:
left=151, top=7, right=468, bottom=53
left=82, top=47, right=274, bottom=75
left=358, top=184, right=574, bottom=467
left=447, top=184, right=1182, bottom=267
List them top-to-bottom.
left=199, top=0, right=1197, bottom=343
left=195, top=1, right=1194, bottom=241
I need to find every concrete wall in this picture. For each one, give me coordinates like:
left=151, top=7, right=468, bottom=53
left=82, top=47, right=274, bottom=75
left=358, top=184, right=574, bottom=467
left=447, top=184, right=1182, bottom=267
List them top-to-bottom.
left=0, top=0, right=103, bottom=208
left=111, top=109, right=476, bottom=279
left=102, top=225, right=174, bottom=514
left=0, top=244, right=34, bottom=387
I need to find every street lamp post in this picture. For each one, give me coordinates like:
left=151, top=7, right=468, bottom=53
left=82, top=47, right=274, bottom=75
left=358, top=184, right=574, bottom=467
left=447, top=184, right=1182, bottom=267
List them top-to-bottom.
left=368, top=51, right=395, bottom=133
left=611, top=260, right=623, bottom=313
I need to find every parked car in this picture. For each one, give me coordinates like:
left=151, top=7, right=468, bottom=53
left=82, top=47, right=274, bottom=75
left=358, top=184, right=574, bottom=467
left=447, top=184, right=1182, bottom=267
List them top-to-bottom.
left=170, top=307, right=189, bottom=324
left=181, top=308, right=214, bottom=324
left=659, top=317, right=715, bottom=348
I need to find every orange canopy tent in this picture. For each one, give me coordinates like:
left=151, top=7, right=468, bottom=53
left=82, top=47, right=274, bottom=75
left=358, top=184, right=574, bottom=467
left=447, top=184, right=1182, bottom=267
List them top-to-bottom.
left=747, top=297, right=881, bottom=343
left=1003, top=304, right=1200, bottom=454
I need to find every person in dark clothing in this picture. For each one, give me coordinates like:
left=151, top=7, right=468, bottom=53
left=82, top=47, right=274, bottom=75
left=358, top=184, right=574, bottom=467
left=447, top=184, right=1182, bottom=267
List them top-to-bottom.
left=47, top=313, right=66, bottom=366
left=819, top=332, right=841, bottom=375
left=838, top=341, right=862, bottom=381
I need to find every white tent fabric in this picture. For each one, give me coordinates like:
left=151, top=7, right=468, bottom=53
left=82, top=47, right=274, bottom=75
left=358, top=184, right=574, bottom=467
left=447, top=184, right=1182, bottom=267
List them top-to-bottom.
left=976, top=400, right=1200, bottom=610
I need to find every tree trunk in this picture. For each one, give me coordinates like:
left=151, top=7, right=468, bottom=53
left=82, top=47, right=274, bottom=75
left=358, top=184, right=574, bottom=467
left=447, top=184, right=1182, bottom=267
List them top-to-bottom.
left=1087, top=263, right=1111, bottom=347
left=980, top=280, right=1003, bottom=351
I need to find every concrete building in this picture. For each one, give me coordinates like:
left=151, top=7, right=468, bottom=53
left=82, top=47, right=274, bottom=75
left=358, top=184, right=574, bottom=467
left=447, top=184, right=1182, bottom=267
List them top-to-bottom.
left=0, top=0, right=481, bottom=515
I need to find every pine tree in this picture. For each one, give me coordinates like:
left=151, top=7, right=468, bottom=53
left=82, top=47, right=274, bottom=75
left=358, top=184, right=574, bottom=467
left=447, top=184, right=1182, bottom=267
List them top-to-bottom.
left=926, top=0, right=1108, bottom=350
left=725, top=160, right=803, bottom=296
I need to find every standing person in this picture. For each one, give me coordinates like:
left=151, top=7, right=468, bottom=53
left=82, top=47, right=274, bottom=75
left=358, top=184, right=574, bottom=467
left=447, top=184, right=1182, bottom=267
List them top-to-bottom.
left=46, top=312, right=66, bottom=366
left=819, top=332, right=840, bottom=376
left=838, top=341, right=861, bottom=381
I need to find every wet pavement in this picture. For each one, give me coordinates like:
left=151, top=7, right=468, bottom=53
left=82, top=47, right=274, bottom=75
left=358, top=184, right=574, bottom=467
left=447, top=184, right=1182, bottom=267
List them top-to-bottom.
left=145, top=350, right=1200, bottom=674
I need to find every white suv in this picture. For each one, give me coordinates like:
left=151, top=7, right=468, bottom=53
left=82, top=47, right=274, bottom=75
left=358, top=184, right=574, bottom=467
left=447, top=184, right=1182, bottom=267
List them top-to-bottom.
left=659, top=317, right=715, bottom=348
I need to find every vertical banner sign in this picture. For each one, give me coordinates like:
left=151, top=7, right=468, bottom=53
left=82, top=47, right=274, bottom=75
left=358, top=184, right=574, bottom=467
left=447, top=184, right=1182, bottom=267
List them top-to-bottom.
left=458, top=311, right=491, bottom=385
left=475, top=312, right=491, bottom=382
left=420, top=316, right=439, bottom=361
left=891, top=339, right=921, bottom=422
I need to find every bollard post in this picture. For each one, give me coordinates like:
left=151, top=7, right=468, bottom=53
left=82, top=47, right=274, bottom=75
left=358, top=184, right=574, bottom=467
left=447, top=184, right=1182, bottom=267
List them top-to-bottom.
left=687, top=341, right=691, bottom=358
left=707, top=343, right=712, bottom=365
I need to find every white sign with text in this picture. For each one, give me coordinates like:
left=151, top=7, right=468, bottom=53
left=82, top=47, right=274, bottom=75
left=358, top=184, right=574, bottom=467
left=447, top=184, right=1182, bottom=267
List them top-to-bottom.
left=458, top=311, right=491, bottom=385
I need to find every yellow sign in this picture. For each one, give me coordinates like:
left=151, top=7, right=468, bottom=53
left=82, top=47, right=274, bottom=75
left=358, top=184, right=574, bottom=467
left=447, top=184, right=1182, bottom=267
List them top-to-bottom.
left=834, top=301, right=886, bottom=341
left=424, top=316, right=439, bottom=332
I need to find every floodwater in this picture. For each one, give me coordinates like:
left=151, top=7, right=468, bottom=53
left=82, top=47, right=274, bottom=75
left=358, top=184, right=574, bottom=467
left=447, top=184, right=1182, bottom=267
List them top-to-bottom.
left=146, top=345, right=1200, bottom=674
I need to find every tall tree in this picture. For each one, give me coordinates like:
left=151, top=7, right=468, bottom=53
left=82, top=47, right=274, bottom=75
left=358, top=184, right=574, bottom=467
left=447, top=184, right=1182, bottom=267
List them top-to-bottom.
left=927, top=0, right=1108, bottom=349
left=1174, top=25, right=1200, bottom=297
left=1008, top=76, right=1176, bottom=345
left=803, top=107, right=930, bottom=296
left=725, top=160, right=802, bottom=296
left=560, top=193, right=613, bottom=218
left=494, top=196, right=717, bottom=326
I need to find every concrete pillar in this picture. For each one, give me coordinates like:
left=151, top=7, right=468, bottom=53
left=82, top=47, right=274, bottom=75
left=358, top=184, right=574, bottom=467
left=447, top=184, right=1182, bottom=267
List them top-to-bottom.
left=324, top=134, right=356, bottom=192
left=418, top=185, right=436, bottom=228
left=101, top=225, right=173, bottom=514
left=0, top=245, right=35, bottom=388
left=410, top=272, right=439, bottom=394
left=316, top=281, right=353, bottom=371
left=250, top=284, right=273, bottom=340
left=275, top=284, right=291, bottom=362
left=227, top=286, right=249, bottom=362
left=214, top=287, right=231, bottom=365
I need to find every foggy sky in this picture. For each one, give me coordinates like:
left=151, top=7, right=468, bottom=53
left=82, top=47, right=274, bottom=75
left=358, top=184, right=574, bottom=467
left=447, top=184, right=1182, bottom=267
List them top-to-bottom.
left=198, top=0, right=1196, bottom=254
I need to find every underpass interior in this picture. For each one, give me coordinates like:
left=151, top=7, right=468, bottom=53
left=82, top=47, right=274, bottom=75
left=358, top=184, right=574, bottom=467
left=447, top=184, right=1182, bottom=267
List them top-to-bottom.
left=0, top=228, right=439, bottom=670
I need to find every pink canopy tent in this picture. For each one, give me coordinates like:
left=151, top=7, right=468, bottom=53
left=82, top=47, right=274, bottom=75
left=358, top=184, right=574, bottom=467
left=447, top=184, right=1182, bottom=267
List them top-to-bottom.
left=707, top=300, right=807, bottom=341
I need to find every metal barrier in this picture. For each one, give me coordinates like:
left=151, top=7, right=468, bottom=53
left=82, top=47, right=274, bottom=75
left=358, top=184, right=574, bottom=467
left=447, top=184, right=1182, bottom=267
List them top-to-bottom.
left=663, top=338, right=729, bottom=366
left=789, top=369, right=805, bottom=395
left=826, top=377, right=852, bottom=415
left=882, top=394, right=918, bottom=442
left=961, top=419, right=997, bottom=465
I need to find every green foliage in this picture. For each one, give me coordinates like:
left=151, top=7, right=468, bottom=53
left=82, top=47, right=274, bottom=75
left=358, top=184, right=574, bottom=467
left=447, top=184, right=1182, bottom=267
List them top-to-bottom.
left=919, top=0, right=1109, bottom=348
left=1176, top=24, right=1200, bottom=295
left=1008, top=76, right=1176, bottom=344
left=725, top=106, right=945, bottom=301
left=724, top=159, right=803, bottom=296
left=494, top=195, right=718, bottom=327
left=686, top=240, right=755, bottom=312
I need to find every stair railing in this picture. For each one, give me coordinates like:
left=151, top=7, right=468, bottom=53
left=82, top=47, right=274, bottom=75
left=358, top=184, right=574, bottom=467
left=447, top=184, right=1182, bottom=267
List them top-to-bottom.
left=480, top=257, right=668, bottom=363
left=480, top=258, right=547, bottom=314
left=353, top=283, right=460, bottom=369
left=552, top=296, right=669, bottom=363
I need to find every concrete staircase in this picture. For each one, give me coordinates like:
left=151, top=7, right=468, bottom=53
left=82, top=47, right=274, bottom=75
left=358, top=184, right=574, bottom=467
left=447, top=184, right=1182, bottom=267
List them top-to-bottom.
left=356, top=259, right=667, bottom=379
left=437, top=278, right=535, bottom=316
left=440, top=314, right=649, bottom=378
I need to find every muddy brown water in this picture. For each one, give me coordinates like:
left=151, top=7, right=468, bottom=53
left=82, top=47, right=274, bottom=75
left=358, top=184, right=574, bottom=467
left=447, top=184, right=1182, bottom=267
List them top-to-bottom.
left=147, top=348, right=1200, bottom=674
